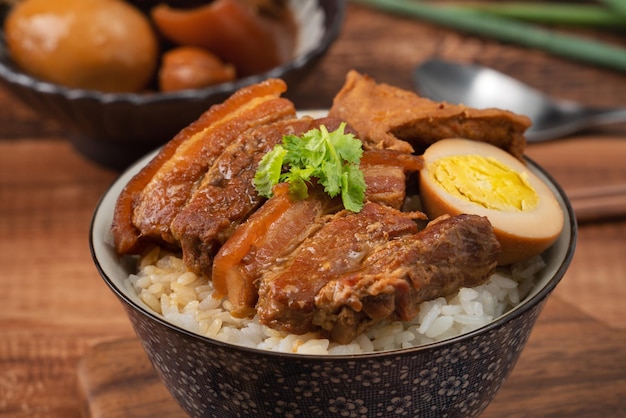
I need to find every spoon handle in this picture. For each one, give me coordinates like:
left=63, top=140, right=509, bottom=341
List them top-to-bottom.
left=526, top=105, right=626, bottom=142
left=584, top=108, right=626, bottom=126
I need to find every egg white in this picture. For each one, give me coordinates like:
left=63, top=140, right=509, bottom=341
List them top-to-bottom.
left=419, top=138, right=564, bottom=265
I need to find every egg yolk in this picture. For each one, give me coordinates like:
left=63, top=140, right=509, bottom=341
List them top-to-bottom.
left=430, top=155, right=539, bottom=212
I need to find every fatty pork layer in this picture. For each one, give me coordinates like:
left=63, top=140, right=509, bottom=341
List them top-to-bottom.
left=111, top=78, right=295, bottom=255
left=170, top=116, right=317, bottom=277
left=360, top=148, right=423, bottom=210
left=212, top=183, right=343, bottom=318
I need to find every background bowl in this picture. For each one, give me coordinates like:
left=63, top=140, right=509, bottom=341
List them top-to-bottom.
left=0, top=0, right=345, bottom=170
left=90, top=148, right=577, bottom=418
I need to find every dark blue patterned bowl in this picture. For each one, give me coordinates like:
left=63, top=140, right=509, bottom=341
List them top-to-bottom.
left=0, top=0, right=344, bottom=170
left=90, top=149, right=576, bottom=417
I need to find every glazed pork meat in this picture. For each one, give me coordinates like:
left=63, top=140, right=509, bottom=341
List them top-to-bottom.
left=329, top=70, right=531, bottom=160
left=111, top=74, right=516, bottom=343
left=112, top=78, right=296, bottom=255
left=170, top=116, right=317, bottom=277
left=171, top=117, right=366, bottom=278
left=359, top=148, right=423, bottom=209
left=212, top=149, right=425, bottom=317
left=213, top=184, right=343, bottom=318
left=256, top=202, right=425, bottom=336
left=255, top=207, right=499, bottom=342
left=314, top=214, right=501, bottom=343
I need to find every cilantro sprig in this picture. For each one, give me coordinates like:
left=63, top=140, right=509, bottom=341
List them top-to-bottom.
left=253, top=122, right=366, bottom=212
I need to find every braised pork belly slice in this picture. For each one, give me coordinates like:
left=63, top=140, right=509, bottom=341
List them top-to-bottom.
left=329, top=70, right=531, bottom=160
left=111, top=78, right=295, bottom=254
left=173, top=116, right=355, bottom=279
left=170, top=117, right=317, bottom=277
left=212, top=149, right=424, bottom=318
left=360, top=149, right=423, bottom=210
left=212, top=184, right=343, bottom=318
left=256, top=202, right=424, bottom=335
left=314, top=214, right=501, bottom=344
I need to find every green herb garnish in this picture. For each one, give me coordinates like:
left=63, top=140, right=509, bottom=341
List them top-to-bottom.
left=254, top=122, right=366, bottom=212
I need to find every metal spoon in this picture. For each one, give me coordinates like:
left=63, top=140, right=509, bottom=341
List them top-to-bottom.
left=413, top=59, right=626, bottom=142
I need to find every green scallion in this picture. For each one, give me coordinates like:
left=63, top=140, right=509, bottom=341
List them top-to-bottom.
left=352, top=0, right=626, bottom=72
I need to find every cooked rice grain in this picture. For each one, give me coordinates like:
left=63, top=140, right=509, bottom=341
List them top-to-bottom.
left=127, top=248, right=544, bottom=354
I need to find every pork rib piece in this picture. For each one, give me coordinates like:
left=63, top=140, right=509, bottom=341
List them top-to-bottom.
left=329, top=70, right=531, bottom=160
left=111, top=78, right=295, bottom=254
left=256, top=202, right=424, bottom=335
left=314, top=214, right=501, bottom=343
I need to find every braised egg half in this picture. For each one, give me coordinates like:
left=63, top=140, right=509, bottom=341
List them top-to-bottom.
left=419, top=138, right=564, bottom=265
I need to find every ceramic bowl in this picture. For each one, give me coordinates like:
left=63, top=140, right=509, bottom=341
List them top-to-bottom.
left=0, top=0, right=345, bottom=169
left=90, top=147, right=577, bottom=417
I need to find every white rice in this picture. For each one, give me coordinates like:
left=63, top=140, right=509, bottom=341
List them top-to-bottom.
left=127, top=246, right=544, bottom=355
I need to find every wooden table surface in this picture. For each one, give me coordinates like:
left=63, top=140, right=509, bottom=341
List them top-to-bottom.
left=1, top=3, right=625, bottom=417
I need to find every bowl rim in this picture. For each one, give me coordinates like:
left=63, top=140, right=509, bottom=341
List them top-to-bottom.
left=0, top=0, right=346, bottom=104
left=90, top=136, right=577, bottom=360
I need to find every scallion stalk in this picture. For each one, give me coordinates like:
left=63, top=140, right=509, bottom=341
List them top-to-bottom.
left=352, top=0, right=626, bottom=72
left=600, top=0, right=626, bottom=19
left=455, top=3, right=626, bottom=27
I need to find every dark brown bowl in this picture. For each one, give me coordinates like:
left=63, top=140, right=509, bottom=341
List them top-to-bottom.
left=0, top=0, right=345, bottom=169
left=90, top=147, right=577, bottom=417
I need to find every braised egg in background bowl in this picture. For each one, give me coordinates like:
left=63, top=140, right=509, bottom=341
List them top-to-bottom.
left=0, top=0, right=345, bottom=169
left=90, top=95, right=576, bottom=418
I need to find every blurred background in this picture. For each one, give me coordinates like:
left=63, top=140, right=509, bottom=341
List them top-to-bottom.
left=0, top=1, right=625, bottom=417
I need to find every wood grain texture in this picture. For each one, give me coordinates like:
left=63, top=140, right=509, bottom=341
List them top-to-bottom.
left=1, top=2, right=625, bottom=417
left=75, top=297, right=626, bottom=418
left=483, top=298, right=626, bottom=418
left=77, top=339, right=187, bottom=418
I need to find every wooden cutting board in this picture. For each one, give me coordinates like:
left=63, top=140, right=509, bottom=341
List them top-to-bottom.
left=77, top=296, right=626, bottom=418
